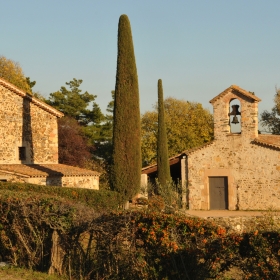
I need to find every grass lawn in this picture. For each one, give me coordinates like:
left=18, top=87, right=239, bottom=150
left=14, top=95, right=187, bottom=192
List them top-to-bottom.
left=0, top=266, right=66, bottom=280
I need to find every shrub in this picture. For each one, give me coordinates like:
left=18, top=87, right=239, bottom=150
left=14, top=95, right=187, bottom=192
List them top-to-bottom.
left=0, top=182, right=121, bottom=211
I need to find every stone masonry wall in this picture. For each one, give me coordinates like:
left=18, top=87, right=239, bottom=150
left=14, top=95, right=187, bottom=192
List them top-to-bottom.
left=0, top=84, right=59, bottom=164
left=0, top=85, right=23, bottom=163
left=187, top=89, right=280, bottom=210
left=212, top=89, right=258, bottom=141
left=29, top=102, right=59, bottom=164
left=187, top=137, right=280, bottom=210
left=27, top=176, right=99, bottom=189
left=207, top=214, right=280, bottom=233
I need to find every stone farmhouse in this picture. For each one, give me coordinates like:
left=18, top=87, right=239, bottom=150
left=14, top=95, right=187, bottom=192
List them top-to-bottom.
left=0, top=77, right=99, bottom=189
left=142, top=85, right=280, bottom=210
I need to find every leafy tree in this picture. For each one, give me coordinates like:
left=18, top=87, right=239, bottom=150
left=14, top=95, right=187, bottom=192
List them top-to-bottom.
left=111, top=15, right=142, bottom=200
left=0, top=56, right=31, bottom=93
left=26, top=77, right=36, bottom=92
left=47, top=78, right=104, bottom=126
left=157, top=79, right=171, bottom=186
left=260, top=88, right=280, bottom=134
left=142, top=98, right=214, bottom=165
left=58, top=116, right=93, bottom=168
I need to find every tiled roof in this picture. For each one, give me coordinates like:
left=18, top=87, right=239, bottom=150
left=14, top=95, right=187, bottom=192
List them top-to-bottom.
left=0, top=77, right=64, bottom=117
left=209, top=85, right=261, bottom=104
left=252, top=134, right=280, bottom=150
left=142, top=141, right=215, bottom=174
left=142, top=154, right=182, bottom=174
left=0, top=164, right=100, bottom=177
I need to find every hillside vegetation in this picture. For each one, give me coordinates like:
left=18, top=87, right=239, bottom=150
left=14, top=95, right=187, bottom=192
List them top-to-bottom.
left=0, top=182, right=279, bottom=279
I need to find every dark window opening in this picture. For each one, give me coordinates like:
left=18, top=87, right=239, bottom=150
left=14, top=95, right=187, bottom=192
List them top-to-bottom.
left=19, top=147, right=26, bottom=160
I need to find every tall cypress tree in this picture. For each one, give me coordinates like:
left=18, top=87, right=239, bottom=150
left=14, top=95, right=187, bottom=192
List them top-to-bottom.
left=111, top=15, right=141, bottom=200
left=157, top=79, right=171, bottom=186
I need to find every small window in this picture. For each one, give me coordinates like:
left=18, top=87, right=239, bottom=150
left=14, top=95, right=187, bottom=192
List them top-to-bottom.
left=19, top=147, right=26, bottom=160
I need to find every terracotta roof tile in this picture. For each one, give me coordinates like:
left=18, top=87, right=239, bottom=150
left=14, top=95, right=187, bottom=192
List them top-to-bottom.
left=209, top=85, right=261, bottom=104
left=252, top=135, right=280, bottom=150
left=0, top=164, right=100, bottom=177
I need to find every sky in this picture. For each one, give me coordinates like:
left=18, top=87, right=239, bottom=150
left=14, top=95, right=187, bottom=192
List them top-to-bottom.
left=1, top=1, right=280, bottom=124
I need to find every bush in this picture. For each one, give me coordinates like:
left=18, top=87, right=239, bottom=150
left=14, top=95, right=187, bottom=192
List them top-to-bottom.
left=0, top=182, right=121, bottom=211
left=0, top=184, right=279, bottom=279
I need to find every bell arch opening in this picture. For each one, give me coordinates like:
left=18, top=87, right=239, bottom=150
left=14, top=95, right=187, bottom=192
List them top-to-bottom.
left=228, top=99, right=241, bottom=133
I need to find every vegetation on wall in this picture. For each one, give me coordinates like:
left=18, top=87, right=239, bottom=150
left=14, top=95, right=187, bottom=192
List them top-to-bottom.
left=111, top=14, right=141, bottom=200
left=156, top=79, right=171, bottom=187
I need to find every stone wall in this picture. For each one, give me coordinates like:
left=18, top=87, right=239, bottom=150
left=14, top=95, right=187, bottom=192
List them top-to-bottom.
left=0, top=84, right=59, bottom=164
left=187, top=88, right=280, bottom=210
left=211, top=89, right=258, bottom=141
left=187, top=136, right=280, bottom=210
left=26, top=176, right=99, bottom=189
left=207, top=214, right=280, bottom=233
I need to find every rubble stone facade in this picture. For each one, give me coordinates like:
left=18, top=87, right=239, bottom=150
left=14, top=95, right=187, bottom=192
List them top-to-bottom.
left=0, top=78, right=99, bottom=189
left=0, top=83, right=59, bottom=164
left=142, top=85, right=280, bottom=210
left=185, top=85, right=280, bottom=210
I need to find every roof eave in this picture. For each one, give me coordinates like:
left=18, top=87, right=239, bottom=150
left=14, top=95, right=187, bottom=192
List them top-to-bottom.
left=0, top=78, right=64, bottom=118
left=209, top=85, right=261, bottom=104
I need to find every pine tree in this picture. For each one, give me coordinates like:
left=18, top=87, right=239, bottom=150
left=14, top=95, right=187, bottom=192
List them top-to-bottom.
left=111, top=15, right=141, bottom=200
left=157, top=79, right=171, bottom=186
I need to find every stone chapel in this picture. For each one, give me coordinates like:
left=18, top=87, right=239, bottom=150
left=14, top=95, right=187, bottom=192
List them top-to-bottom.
left=0, top=77, right=99, bottom=189
left=142, top=85, right=280, bottom=210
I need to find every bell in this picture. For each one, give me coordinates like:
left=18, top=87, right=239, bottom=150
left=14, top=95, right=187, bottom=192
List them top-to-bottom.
left=229, top=104, right=241, bottom=125
left=231, top=115, right=239, bottom=124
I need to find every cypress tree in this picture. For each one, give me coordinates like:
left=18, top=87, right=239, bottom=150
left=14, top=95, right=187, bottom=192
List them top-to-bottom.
left=111, top=15, right=141, bottom=201
left=157, top=79, right=171, bottom=186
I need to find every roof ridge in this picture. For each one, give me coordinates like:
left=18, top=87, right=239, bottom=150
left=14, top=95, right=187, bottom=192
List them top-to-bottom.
left=209, top=85, right=261, bottom=104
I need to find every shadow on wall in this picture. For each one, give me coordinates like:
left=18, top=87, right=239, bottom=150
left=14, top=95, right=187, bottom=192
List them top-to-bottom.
left=21, top=97, right=34, bottom=163
left=23, top=164, right=63, bottom=186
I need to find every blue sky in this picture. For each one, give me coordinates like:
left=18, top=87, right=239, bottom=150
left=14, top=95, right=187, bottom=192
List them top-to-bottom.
left=1, top=1, right=279, bottom=122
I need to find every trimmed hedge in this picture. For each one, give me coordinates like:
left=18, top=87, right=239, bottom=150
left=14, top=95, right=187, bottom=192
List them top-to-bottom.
left=0, top=182, right=121, bottom=211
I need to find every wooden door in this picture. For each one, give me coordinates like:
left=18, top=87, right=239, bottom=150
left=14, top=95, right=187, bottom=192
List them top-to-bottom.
left=209, top=177, right=228, bottom=210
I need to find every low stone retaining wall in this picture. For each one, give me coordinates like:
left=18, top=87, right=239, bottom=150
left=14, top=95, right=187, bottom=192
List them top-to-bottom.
left=207, top=214, right=280, bottom=232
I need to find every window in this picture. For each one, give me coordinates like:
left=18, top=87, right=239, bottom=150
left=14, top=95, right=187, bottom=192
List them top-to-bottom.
left=19, top=147, right=26, bottom=160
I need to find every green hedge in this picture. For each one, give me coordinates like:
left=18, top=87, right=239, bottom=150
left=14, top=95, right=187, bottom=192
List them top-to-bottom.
left=0, top=182, right=121, bottom=211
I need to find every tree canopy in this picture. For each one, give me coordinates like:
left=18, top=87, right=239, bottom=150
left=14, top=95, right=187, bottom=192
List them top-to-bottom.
left=111, top=15, right=141, bottom=200
left=0, top=56, right=31, bottom=93
left=47, top=78, right=104, bottom=126
left=157, top=79, right=171, bottom=186
left=260, top=88, right=280, bottom=134
left=142, top=97, right=214, bottom=166
left=58, top=116, right=93, bottom=168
